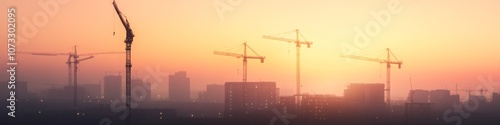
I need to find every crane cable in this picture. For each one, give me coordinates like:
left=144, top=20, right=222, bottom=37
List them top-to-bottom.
left=236, top=56, right=239, bottom=75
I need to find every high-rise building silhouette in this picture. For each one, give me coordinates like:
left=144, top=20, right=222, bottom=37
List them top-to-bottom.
left=169, top=71, right=190, bottom=102
left=104, top=75, right=122, bottom=100
left=132, top=79, right=152, bottom=101
left=224, top=82, right=277, bottom=118
left=344, top=83, right=385, bottom=107
left=199, top=84, right=224, bottom=103
left=408, top=89, right=429, bottom=103
left=429, top=89, right=458, bottom=110
left=429, top=89, right=449, bottom=103
left=300, top=94, right=342, bottom=121
left=450, top=94, right=460, bottom=104
left=468, top=95, right=487, bottom=105
left=279, top=96, right=298, bottom=113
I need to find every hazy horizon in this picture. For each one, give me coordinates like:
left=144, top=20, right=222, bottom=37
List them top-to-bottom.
left=1, top=0, right=499, bottom=100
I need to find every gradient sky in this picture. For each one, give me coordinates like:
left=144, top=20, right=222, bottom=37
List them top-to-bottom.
left=1, top=0, right=499, bottom=100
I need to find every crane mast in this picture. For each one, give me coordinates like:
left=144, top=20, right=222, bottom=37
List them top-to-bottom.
left=113, top=0, right=135, bottom=125
left=263, top=29, right=312, bottom=105
left=72, top=46, right=80, bottom=112
left=341, top=48, right=402, bottom=108
left=67, top=54, right=73, bottom=86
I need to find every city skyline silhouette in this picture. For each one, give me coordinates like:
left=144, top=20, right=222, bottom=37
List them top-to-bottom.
left=1, top=0, right=499, bottom=125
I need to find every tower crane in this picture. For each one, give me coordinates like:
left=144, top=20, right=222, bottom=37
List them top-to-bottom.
left=112, top=0, right=134, bottom=124
left=263, top=29, right=312, bottom=105
left=214, top=42, right=265, bottom=82
left=19, top=46, right=123, bottom=113
left=341, top=48, right=402, bottom=108
left=455, top=84, right=489, bottom=96
left=456, top=88, right=489, bottom=103
left=457, top=89, right=488, bottom=96
left=467, top=89, right=488, bottom=96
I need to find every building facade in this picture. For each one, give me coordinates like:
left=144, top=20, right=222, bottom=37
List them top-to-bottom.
left=169, top=71, right=190, bottom=102
left=104, top=75, right=122, bottom=100
left=132, top=79, right=152, bottom=102
left=224, top=82, right=277, bottom=118
left=344, top=83, right=385, bottom=107
left=199, top=84, right=224, bottom=103
left=408, top=89, right=429, bottom=103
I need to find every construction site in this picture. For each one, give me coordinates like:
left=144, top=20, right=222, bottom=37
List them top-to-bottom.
left=1, top=0, right=500, bottom=125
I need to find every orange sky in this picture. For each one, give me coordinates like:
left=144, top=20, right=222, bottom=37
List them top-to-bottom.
left=1, top=0, right=499, bottom=99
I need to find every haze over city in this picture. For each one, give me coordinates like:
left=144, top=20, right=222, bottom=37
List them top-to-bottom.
left=1, top=0, right=499, bottom=125
left=1, top=0, right=499, bottom=100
